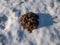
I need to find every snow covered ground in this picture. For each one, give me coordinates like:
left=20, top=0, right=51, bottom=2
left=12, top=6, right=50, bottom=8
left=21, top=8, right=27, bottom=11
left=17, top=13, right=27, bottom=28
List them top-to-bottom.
left=0, top=0, right=60, bottom=45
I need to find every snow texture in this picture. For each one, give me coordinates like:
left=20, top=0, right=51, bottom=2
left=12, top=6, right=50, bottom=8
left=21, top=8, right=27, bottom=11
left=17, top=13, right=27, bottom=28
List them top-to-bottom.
left=0, top=0, right=60, bottom=45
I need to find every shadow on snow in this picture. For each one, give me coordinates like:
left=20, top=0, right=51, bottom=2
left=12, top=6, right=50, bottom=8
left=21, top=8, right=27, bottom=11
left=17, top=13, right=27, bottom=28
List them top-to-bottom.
left=37, top=13, right=56, bottom=28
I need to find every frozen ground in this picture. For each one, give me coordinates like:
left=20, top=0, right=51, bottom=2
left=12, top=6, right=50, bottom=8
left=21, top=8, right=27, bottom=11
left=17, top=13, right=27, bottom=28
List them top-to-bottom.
left=0, top=0, right=60, bottom=45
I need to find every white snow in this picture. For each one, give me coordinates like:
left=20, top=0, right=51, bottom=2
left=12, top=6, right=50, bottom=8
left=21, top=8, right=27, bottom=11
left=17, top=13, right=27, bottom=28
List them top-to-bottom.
left=0, top=0, right=60, bottom=45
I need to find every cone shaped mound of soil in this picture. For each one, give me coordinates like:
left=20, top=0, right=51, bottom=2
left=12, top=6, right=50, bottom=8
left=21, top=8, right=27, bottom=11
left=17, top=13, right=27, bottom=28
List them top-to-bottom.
left=20, top=12, right=39, bottom=33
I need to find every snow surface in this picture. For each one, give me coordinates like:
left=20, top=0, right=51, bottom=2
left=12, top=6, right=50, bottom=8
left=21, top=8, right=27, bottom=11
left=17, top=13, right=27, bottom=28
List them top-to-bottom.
left=0, top=0, right=60, bottom=45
